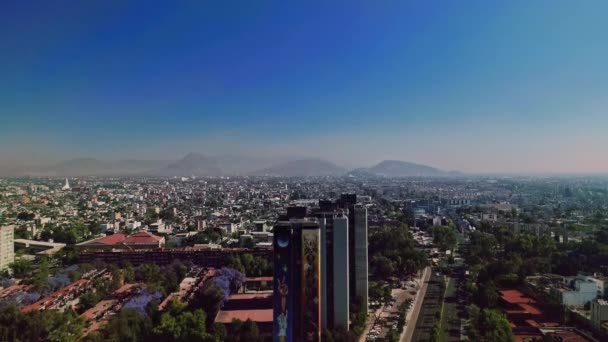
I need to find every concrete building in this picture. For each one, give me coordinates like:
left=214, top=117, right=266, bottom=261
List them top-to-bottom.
left=337, top=194, right=369, bottom=310
left=316, top=204, right=349, bottom=331
left=353, top=206, right=369, bottom=310
left=273, top=214, right=321, bottom=341
left=432, top=216, right=443, bottom=226
left=99, top=223, right=114, bottom=232
left=0, top=225, right=15, bottom=272
left=250, top=231, right=273, bottom=243
left=76, top=232, right=165, bottom=251
left=14, top=239, right=65, bottom=256
left=580, top=275, right=605, bottom=298
left=551, top=276, right=598, bottom=307
left=591, top=299, right=608, bottom=327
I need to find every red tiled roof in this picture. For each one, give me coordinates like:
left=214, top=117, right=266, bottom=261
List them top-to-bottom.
left=123, top=232, right=163, bottom=245
left=90, top=233, right=127, bottom=245
left=22, top=279, right=90, bottom=313
left=501, top=289, right=535, bottom=304
left=518, top=303, right=542, bottom=315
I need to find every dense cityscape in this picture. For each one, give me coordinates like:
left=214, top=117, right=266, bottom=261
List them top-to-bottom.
left=3, top=2, right=608, bottom=341
left=1, top=173, right=607, bottom=341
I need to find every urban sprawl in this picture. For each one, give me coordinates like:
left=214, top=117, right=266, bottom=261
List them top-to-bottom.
left=1, top=175, right=608, bottom=342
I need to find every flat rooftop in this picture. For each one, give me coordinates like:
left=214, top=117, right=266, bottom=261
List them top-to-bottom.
left=215, top=309, right=273, bottom=323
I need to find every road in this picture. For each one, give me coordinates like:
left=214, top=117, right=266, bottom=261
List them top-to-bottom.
left=401, top=267, right=431, bottom=342
left=407, top=269, right=444, bottom=342
left=440, top=276, right=466, bottom=341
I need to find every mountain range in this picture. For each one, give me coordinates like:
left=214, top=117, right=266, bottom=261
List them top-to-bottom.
left=8, top=153, right=459, bottom=177
left=250, top=158, right=346, bottom=177
left=352, top=160, right=450, bottom=177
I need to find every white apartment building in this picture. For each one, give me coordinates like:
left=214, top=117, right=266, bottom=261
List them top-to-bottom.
left=0, top=226, right=15, bottom=272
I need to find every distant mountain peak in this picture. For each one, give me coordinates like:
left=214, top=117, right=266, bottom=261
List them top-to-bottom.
left=160, top=153, right=221, bottom=176
left=250, top=158, right=345, bottom=177
left=355, top=160, right=449, bottom=177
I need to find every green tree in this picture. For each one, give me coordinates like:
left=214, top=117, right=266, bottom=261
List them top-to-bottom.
left=88, top=221, right=102, bottom=236
left=432, top=226, right=457, bottom=251
left=466, top=232, right=497, bottom=266
left=227, top=255, right=245, bottom=274
left=371, top=255, right=395, bottom=279
left=29, top=258, right=51, bottom=292
left=9, top=259, right=33, bottom=277
left=123, top=262, right=135, bottom=282
left=190, top=282, right=225, bottom=322
left=79, top=291, right=100, bottom=313
left=467, top=305, right=514, bottom=342
left=0, top=306, right=85, bottom=342
left=45, top=309, right=86, bottom=342
left=101, top=309, right=152, bottom=342
left=152, top=309, right=212, bottom=341
left=213, top=322, right=227, bottom=341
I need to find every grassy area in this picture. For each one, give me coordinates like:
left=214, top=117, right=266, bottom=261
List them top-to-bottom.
left=570, top=223, right=595, bottom=233
left=439, top=278, right=458, bottom=342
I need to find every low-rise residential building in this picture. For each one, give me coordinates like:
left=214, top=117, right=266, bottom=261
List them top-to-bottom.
left=551, top=277, right=598, bottom=307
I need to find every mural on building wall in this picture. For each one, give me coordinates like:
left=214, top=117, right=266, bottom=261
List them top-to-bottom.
left=274, top=228, right=292, bottom=342
left=301, top=229, right=321, bottom=342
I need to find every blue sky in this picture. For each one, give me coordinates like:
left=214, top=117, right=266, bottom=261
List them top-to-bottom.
left=1, top=1, right=608, bottom=172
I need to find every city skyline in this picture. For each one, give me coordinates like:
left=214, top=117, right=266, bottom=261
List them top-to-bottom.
left=2, top=1, right=608, bottom=173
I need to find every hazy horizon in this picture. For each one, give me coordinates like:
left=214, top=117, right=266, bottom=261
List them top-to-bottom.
left=2, top=2, right=608, bottom=174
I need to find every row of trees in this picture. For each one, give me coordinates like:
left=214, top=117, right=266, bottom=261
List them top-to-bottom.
left=39, top=222, right=101, bottom=245
left=368, top=225, right=429, bottom=280
left=431, top=225, right=458, bottom=252
left=226, top=253, right=272, bottom=277
left=133, top=261, right=188, bottom=296
left=85, top=266, right=265, bottom=342
left=84, top=299, right=218, bottom=342
left=466, top=305, right=513, bottom=342
left=0, top=306, right=85, bottom=342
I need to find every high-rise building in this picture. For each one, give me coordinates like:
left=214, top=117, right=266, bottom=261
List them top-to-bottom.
left=337, top=194, right=369, bottom=310
left=315, top=202, right=349, bottom=331
left=354, top=206, right=369, bottom=308
left=317, top=212, right=350, bottom=330
left=273, top=214, right=321, bottom=342
left=0, top=225, right=15, bottom=272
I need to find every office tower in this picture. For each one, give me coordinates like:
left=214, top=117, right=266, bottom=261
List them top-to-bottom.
left=338, top=194, right=369, bottom=310
left=316, top=200, right=348, bottom=330
left=316, top=204, right=349, bottom=331
left=354, top=206, right=369, bottom=308
left=273, top=215, right=321, bottom=342
left=0, top=226, right=15, bottom=272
